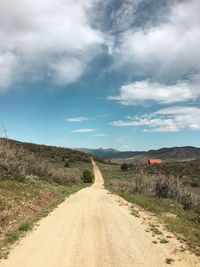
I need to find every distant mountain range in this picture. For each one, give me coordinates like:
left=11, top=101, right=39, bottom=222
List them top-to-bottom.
left=77, top=146, right=200, bottom=160
left=77, top=148, right=120, bottom=158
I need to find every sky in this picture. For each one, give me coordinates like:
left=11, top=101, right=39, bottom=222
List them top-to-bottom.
left=0, top=0, right=200, bottom=151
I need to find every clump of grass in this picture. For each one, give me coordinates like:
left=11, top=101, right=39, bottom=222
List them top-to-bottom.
left=131, top=210, right=140, bottom=218
left=18, top=221, right=33, bottom=232
left=149, top=224, right=162, bottom=235
left=150, top=228, right=162, bottom=235
left=6, top=231, right=20, bottom=244
left=160, top=238, right=169, bottom=244
left=152, top=240, right=157, bottom=244
left=180, top=245, right=187, bottom=252
left=0, top=250, right=9, bottom=260
left=165, top=257, right=174, bottom=264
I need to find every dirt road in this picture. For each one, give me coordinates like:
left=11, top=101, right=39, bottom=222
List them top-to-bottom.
left=0, top=160, right=199, bottom=267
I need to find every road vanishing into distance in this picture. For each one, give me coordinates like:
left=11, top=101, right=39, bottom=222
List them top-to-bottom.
left=0, top=160, right=199, bottom=267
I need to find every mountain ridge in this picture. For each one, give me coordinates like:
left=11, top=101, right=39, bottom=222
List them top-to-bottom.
left=77, top=146, right=200, bottom=160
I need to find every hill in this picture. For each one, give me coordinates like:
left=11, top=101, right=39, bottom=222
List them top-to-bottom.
left=0, top=138, right=94, bottom=258
left=1, top=138, right=92, bottom=162
left=79, top=146, right=200, bottom=160
left=77, top=148, right=119, bottom=158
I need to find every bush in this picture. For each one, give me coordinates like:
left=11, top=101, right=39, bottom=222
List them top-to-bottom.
left=64, top=162, right=70, bottom=168
left=121, top=163, right=128, bottom=172
left=82, top=169, right=94, bottom=183
left=155, top=180, right=170, bottom=198
left=180, top=192, right=193, bottom=210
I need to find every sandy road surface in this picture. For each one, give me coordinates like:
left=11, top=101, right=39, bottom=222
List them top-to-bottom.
left=0, top=160, right=199, bottom=267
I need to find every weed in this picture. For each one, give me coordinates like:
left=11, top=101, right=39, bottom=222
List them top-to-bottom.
left=131, top=210, right=140, bottom=218
left=18, top=222, right=33, bottom=232
left=149, top=224, right=162, bottom=235
left=6, top=231, right=20, bottom=244
left=160, top=238, right=169, bottom=244
left=180, top=245, right=187, bottom=252
left=0, top=250, right=9, bottom=260
left=165, top=257, right=174, bottom=264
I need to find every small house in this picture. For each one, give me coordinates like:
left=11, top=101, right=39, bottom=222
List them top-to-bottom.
left=148, top=159, right=162, bottom=165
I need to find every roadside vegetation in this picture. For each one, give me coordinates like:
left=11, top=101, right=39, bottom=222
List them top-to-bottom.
left=0, top=138, right=93, bottom=259
left=97, top=161, right=200, bottom=256
left=81, top=169, right=94, bottom=183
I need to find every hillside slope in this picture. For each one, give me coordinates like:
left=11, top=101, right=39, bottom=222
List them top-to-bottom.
left=0, top=138, right=93, bottom=259
left=0, top=138, right=91, bottom=162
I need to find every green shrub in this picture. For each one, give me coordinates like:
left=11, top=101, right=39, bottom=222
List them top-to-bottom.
left=64, top=162, right=70, bottom=168
left=121, top=163, right=128, bottom=171
left=82, top=170, right=94, bottom=183
left=18, top=222, right=32, bottom=232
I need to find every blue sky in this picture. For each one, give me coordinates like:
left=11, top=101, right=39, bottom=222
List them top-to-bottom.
left=0, top=0, right=200, bottom=150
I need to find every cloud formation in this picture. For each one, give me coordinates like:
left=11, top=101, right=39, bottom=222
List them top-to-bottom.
left=0, top=0, right=103, bottom=92
left=115, top=0, right=200, bottom=82
left=109, top=80, right=200, bottom=105
left=111, top=106, right=200, bottom=132
left=65, top=117, right=90, bottom=122
left=71, top=128, right=97, bottom=133
left=94, top=133, right=108, bottom=137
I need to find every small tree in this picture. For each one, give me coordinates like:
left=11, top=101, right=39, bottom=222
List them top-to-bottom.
left=121, top=163, right=128, bottom=172
left=82, top=169, right=94, bottom=183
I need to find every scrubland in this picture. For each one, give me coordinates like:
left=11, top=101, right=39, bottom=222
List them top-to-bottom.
left=97, top=160, right=200, bottom=255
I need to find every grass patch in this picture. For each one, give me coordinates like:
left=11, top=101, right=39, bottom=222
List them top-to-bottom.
left=131, top=210, right=140, bottom=218
left=18, top=222, right=33, bottom=232
left=5, top=231, right=21, bottom=245
left=160, top=238, right=169, bottom=244
left=165, top=257, right=174, bottom=264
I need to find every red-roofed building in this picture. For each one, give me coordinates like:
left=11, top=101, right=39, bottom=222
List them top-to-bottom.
left=148, top=159, right=162, bottom=165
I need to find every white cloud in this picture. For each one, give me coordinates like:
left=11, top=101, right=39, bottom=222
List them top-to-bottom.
left=0, top=0, right=103, bottom=92
left=115, top=0, right=200, bottom=82
left=109, top=1, right=200, bottom=107
left=0, top=52, right=18, bottom=91
left=51, top=59, right=85, bottom=86
left=109, top=80, right=200, bottom=105
left=110, top=106, right=200, bottom=132
left=65, top=117, right=90, bottom=122
left=71, top=128, right=97, bottom=133
left=94, top=133, right=108, bottom=137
